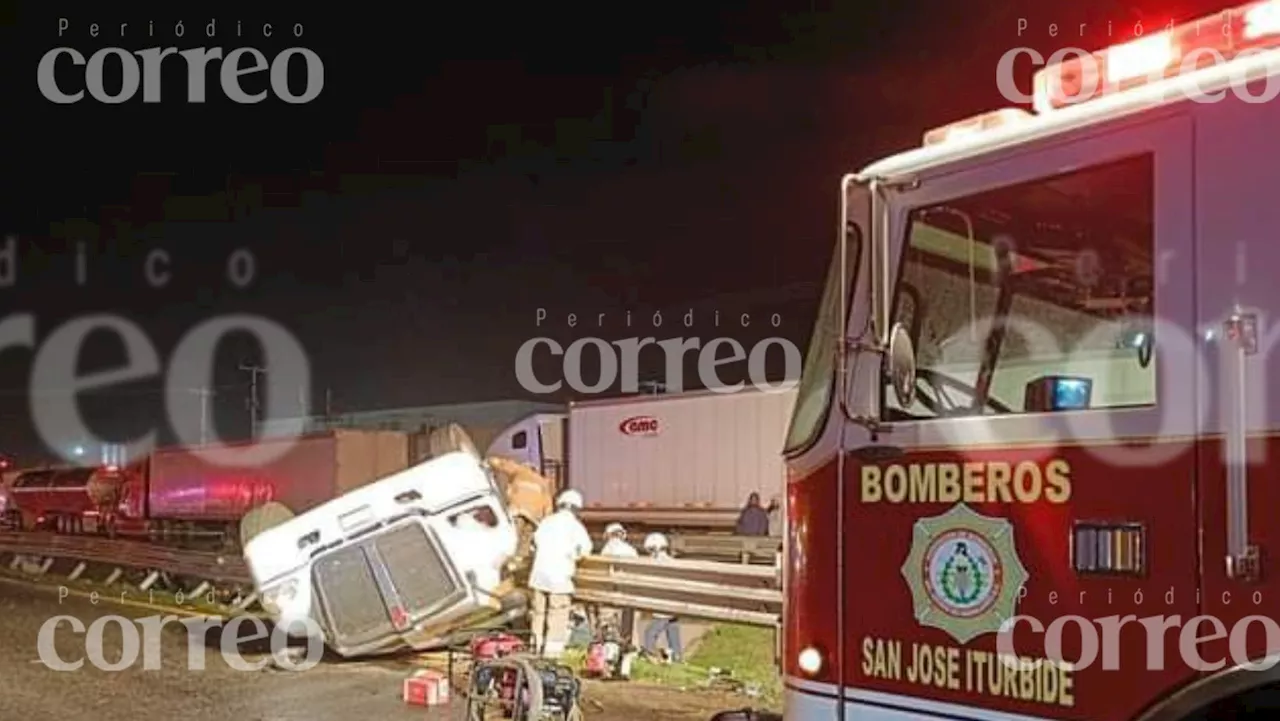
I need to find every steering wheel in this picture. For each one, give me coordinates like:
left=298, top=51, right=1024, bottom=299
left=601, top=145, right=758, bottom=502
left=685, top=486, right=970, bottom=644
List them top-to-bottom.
left=899, top=367, right=1015, bottom=418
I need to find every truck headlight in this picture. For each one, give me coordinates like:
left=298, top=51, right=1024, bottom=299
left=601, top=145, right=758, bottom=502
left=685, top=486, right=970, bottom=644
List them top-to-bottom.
left=260, top=579, right=299, bottom=615
left=798, top=647, right=823, bottom=676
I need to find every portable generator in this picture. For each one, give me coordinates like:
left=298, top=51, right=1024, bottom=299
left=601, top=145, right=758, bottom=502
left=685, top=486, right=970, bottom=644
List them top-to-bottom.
left=581, top=621, right=636, bottom=680
left=468, top=632, right=526, bottom=696
left=466, top=654, right=583, bottom=721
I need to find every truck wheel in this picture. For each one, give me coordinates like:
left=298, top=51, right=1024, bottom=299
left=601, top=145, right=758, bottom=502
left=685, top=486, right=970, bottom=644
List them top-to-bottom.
left=428, top=423, right=480, bottom=460
left=239, top=502, right=296, bottom=549
left=268, top=646, right=310, bottom=671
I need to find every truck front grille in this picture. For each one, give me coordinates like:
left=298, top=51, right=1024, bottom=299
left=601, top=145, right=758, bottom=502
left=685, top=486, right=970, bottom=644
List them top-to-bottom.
left=312, top=521, right=465, bottom=652
left=376, top=523, right=457, bottom=614
left=312, top=547, right=389, bottom=647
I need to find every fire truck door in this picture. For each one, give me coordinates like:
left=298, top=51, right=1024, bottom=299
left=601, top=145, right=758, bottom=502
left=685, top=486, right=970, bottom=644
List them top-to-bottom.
left=1195, top=106, right=1280, bottom=682
left=843, top=114, right=1196, bottom=721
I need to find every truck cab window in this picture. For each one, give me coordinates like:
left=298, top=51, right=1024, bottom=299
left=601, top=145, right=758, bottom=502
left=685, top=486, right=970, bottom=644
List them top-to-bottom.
left=883, top=153, right=1156, bottom=420
left=512, top=431, right=528, bottom=450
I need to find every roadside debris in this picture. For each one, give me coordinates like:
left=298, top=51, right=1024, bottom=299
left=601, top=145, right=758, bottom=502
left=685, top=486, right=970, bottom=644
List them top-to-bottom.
left=403, top=669, right=450, bottom=707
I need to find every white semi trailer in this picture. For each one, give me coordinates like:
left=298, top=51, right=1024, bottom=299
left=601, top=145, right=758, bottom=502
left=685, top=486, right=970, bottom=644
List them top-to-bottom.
left=487, top=386, right=797, bottom=530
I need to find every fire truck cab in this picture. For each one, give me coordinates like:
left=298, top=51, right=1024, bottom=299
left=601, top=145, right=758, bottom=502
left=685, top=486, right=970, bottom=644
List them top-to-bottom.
left=784, top=3, right=1280, bottom=721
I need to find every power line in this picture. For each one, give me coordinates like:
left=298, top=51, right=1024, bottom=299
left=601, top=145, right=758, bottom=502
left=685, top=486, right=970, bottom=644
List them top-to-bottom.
left=239, top=362, right=267, bottom=437
left=0, top=383, right=246, bottom=397
left=191, top=387, right=215, bottom=443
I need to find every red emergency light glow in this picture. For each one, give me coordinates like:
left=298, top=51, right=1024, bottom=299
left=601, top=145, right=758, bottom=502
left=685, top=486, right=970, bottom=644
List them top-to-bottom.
left=1033, top=0, right=1280, bottom=113
left=1245, top=0, right=1280, bottom=38
left=1105, top=32, right=1177, bottom=84
left=922, top=108, right=1033, bottom=147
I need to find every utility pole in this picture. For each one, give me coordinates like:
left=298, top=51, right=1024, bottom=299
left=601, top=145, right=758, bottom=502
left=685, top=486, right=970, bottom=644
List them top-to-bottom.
left=239, top=363, right=267, bottom=437
left=639, top=380, right=666, bottom=395
left=191, top=387, right=215, bottom=443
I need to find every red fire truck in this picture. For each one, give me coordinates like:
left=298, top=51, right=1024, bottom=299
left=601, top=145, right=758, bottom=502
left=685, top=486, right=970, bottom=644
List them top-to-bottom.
left=783, top=3, right=1280, bottom=720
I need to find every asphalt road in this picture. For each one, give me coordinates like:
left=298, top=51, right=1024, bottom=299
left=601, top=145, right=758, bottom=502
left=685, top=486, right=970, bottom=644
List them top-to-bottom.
left=0, top=579, right=733, bottom=721
left=0, top=579, right=458, bottom=721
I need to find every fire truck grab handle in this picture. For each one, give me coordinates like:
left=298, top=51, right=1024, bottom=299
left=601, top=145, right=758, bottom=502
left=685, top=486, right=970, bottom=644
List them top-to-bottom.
left=859, top=173, right=920, bottom=349
left=868, top=177, right=888, bottom=348
left=1223, top=311, right=1261, bottom=583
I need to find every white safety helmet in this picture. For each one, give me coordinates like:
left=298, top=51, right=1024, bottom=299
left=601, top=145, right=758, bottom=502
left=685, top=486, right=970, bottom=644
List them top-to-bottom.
left=556, top=489, right=584, bottom=510
left=605, top=522, right=626, bottom=537
left=643, top=533, right=669, bottom=552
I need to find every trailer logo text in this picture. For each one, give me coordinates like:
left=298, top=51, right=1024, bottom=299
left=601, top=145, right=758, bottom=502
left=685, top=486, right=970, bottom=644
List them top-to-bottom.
left=619, top=416, right=660, bottom=436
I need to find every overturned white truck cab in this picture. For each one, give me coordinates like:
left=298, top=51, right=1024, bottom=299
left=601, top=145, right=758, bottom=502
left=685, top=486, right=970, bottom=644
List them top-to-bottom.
left=242, top=450, right=525, bottom=657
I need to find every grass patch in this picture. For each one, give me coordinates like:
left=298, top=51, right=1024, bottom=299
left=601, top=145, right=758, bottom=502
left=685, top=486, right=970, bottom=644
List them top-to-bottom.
left=564, top=624, right=781, bottom=709
left=687, top=625, right=780, bottom=697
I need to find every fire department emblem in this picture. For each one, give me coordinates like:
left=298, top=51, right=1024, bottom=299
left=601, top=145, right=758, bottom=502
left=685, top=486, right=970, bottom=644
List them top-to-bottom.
left=901, top=504, right=1028, bottom=644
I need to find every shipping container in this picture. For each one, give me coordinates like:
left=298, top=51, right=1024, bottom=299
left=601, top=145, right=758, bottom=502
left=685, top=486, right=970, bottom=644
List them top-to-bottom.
left=487, top=387, right=797, bottom=528
left=569, top=387, right=796, bottom=513
left=148, top=430, right=410, bottom=521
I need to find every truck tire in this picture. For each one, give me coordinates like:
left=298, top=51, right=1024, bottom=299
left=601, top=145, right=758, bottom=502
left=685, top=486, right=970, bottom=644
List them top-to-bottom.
left=428, top=423, right=480, bottom=460
left=239, top=502, right=295, bottom=549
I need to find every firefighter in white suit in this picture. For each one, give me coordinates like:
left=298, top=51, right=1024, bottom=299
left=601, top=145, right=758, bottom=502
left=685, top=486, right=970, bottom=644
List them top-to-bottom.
left=528, top=489, right=593, bottom=658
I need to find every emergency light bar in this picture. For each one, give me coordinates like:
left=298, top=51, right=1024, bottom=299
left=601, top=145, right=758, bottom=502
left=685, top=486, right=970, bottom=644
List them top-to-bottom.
left=1033, top=0, right=1280, bottom=113
left=921, top=108, right=1033, bottom=147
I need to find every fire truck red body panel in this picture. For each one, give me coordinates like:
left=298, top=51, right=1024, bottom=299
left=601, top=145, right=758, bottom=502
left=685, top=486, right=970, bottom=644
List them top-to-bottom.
left=783, top=15, right=1280, bottom=721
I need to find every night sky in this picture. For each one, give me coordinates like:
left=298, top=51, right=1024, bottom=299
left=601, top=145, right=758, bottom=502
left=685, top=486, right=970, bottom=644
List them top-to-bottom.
left=0, top=0, right=1235, bottom=460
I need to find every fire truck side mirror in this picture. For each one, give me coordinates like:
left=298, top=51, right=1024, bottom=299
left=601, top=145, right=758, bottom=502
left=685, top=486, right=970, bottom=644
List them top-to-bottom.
left=886, top=322, right=916, bottom=408
left=1119, top=322, right=1154, bottom=369
left=1136, top=329, right=1153, bottom=368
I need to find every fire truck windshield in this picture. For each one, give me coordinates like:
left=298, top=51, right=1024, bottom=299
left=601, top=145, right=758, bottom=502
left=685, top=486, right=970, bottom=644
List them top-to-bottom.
left=882, top=153, right=1156, bottom=420
left=785, top=220, right=861, bottom=453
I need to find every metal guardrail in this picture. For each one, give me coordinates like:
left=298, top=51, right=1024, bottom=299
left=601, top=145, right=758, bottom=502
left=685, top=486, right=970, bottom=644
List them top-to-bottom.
left=580, top=508, right=740, bottom=529
left=584, top=530, right=782, bottom=565
left=0, top=532, right=251, bottom=584
left=0, top=533, right=781, bottom=628
left=669, top=534, right=781, bottom=565
left=573, top=554, right=782, bottom=628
